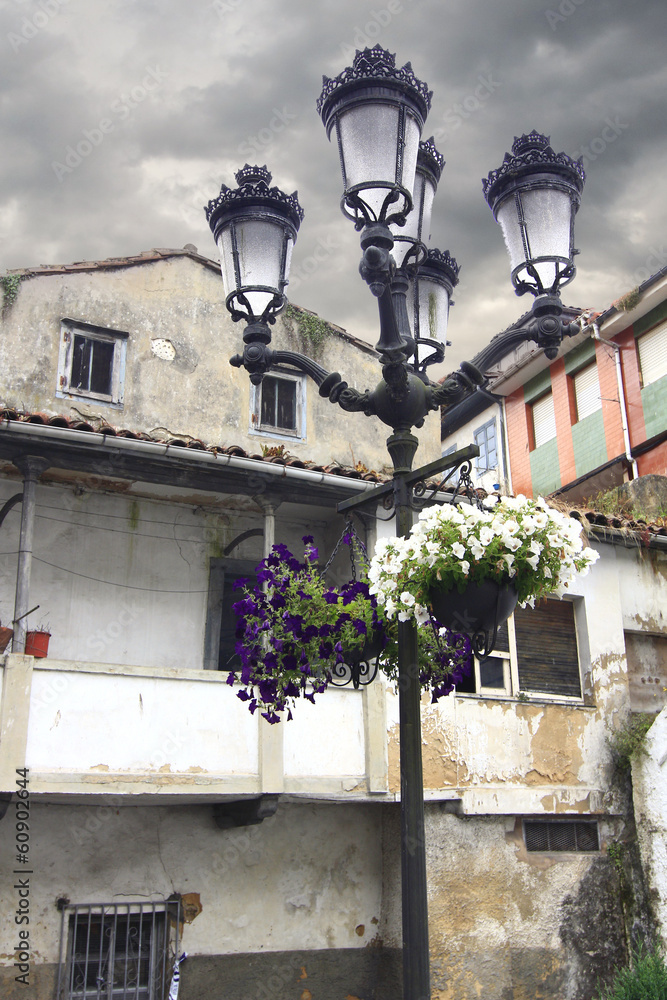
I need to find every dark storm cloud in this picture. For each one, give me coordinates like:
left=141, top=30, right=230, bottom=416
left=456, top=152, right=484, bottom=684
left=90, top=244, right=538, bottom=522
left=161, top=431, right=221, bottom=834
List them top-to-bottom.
left=0, top=0, right=665, bottom=368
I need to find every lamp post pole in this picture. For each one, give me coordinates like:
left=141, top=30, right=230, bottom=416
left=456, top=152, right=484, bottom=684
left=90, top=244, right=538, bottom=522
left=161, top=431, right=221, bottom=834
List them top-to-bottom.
left=205, top=44, right=586, bottom=999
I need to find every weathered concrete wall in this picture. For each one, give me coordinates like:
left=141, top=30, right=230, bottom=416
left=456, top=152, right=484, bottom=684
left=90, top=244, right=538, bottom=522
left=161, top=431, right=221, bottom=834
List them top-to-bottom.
left=0, top=256, right=441, bottom=470
left=632, top=707, right=667, bottom=946
left=0, top=800, right=396, bottom=999
left=380, top=805, right=627, bottom=1000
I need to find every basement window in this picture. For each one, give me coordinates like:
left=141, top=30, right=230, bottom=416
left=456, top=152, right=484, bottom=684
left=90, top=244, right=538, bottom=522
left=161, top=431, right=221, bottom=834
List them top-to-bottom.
left=57, top=320, right=128, bottom=407
left=524, top=819, right=599, bottom=853
left=57, top=901, right=180, bottom=1000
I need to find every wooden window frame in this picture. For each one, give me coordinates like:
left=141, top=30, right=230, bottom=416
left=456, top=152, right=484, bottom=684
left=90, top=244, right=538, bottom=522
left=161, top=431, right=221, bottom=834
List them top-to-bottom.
left=57, top=319, right=128, bottom=408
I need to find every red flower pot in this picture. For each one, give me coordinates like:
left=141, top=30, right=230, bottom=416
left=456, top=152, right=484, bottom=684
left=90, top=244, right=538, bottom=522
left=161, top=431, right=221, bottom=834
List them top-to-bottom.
left=0, top=626, right=13, bottom=653
left=25, top=630, right=51, bottom=657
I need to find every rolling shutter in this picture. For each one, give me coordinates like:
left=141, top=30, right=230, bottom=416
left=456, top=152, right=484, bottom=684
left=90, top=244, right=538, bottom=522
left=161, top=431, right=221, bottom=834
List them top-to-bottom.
left=638, top=323, right=667, bottom=386
left=573, top=363, right=601, bottom=421
left=532, top=392, right=557, bottom=448
left=514, top=599, right=581, bottom=696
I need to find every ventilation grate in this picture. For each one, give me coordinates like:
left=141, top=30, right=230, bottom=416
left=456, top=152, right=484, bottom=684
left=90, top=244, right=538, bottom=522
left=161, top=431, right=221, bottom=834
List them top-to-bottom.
left=524, top=819, right=599, bottom=853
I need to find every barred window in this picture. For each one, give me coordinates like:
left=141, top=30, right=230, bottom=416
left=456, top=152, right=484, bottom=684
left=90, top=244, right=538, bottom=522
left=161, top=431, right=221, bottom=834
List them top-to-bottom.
left=524, top=820, right=599, bottom=853
left=57, top=901, right=180, bottom=1000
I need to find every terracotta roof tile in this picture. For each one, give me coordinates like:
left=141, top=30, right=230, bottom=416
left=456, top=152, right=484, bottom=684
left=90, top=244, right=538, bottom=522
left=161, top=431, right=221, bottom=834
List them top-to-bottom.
left=0, top=407, right=388, bottom=486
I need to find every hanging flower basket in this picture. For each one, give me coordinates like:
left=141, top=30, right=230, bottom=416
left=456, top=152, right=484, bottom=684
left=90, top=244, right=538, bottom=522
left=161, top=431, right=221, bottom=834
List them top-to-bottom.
left=369, top=495, right=599, bottom=644
left=229, top=534, right=473, bottom=721
left=428, top=578, right=519, bottom=637
left=25, top=630, right=51, bottom=657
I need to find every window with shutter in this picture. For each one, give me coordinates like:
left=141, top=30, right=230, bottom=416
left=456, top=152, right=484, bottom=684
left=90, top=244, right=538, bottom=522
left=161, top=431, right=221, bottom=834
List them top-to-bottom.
left=637, top=322, right=667, bottom=387
left=573, top=362, right=602, bottom=421
left=532, top=392, right=557, bottom=448
left=514, top=599, right=581, bottom=697
left=455, top=600, right=582, bottom=699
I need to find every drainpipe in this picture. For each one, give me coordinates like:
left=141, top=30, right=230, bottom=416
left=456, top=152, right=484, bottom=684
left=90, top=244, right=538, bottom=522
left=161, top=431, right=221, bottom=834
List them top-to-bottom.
left=582, top=313, right=639, bottom=481
left=11, top=455, right=50, bottom=653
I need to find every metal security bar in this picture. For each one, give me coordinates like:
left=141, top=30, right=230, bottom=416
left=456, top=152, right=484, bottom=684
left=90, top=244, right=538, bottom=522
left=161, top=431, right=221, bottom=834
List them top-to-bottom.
left=56, top=901, right=180, bottom=1000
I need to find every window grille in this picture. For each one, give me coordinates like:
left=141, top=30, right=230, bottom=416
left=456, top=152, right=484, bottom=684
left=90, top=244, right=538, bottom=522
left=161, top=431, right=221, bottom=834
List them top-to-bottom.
left=573, top=362, right=602, bottom=421
left=532, top=392, right=557, bottom=448
left=524, top=819, right=599, bottom=853
left=57, top=901, right=180, bottom=1000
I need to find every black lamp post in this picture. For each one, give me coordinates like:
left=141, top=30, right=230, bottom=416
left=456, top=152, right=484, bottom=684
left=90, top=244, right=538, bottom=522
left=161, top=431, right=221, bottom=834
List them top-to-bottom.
left=205, top=45, right=585, bottom=1000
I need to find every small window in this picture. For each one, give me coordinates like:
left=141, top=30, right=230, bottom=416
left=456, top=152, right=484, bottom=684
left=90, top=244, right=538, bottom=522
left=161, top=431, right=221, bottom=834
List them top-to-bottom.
left=58, top=320, right=127, bottom=407
left=637, top=322, right=667, bottom=387
left=573, top=362, right=601, bottom=421
left=251, top=373, right=305, bottom=438
left=532, top=392, right=557, bottom=448
left=473, top=419, right=498, bottom=473
left=455, top=621, right=511, bottom=696
left=524, top=819, right=599, bottom=853
left=58, top=901, right=180, bottom=1000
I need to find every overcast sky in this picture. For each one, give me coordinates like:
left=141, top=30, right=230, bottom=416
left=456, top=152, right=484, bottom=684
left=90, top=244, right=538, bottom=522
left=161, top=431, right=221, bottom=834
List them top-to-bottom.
left=1, top=0, right=665, bottom=370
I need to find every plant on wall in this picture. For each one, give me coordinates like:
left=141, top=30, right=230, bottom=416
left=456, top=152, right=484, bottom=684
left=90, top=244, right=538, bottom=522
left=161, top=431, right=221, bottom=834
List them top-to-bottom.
left=1, top=273, right=23, bottom=311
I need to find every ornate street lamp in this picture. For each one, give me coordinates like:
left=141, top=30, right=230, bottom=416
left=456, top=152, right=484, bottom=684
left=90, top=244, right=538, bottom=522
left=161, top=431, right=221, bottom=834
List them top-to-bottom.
left=205, top=46, right=586, bottom=1000
left=483, top=130, right=586, bottom=358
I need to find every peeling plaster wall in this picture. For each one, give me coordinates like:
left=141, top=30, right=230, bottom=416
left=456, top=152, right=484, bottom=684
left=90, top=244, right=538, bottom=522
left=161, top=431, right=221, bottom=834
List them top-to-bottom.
left=0, top=257, right=440, bottom=470
left=384, top=546, right=628, bottom=814
left=632, top=707, right=667, bottom=946
left=0, top=801, right=395, bottom=1000
left=376, top=807, right=627, bottom=1000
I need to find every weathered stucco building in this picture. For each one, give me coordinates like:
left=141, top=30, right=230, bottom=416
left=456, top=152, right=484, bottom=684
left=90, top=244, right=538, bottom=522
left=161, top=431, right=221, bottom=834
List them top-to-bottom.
left=1, top=248, right=666, bottom=1000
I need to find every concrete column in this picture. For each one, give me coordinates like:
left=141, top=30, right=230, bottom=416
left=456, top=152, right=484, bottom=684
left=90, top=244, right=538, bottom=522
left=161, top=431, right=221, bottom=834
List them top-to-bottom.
left=11, top=455, right=50, bottom=653
left=258, top=502, right=284, bottom=793
left=0, top=654, right=34, bottom=791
